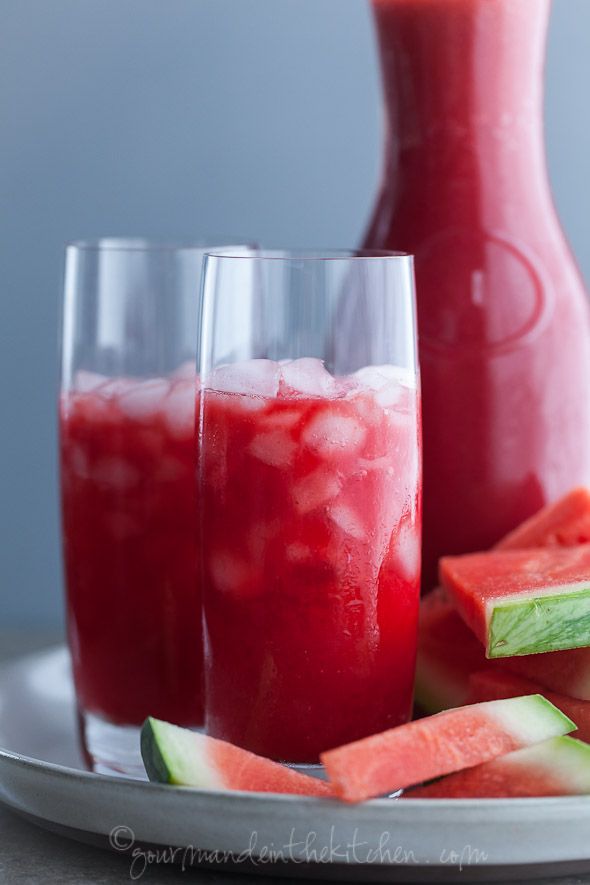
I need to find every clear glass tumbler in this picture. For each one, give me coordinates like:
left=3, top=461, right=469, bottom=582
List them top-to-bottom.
left=59, top=238, right=243, bottom=775
left=199, top=249, right=422, bottom=764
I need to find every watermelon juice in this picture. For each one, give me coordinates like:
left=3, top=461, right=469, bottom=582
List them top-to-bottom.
left=366, top=0, right=590, bottom=589
left=201, top=358, right=421, bottom=762
left=60, top=367, right=203, bottom=727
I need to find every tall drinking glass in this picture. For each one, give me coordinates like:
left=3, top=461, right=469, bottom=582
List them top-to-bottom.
left=60, top=238, right=242, bottom=774
left=199, top=249, right=421, bottom=763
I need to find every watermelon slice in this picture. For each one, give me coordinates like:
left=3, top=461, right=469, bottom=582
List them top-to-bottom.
left=497, top=487, right=590, bottom=551
left=418, top=490, right=590, bottom=710
left=440, top=545, right=590, bottom=658
left=415, top=588, right=490, bottom=712
left=416, top=590, right=590, bottom=710
left=505, top=646, right=590, bottom=702
left=467, top=670, right=590, bottom=744
left=320, top=696, right=574, bottom=802
left=141, top=718, right=333, bottom=798
left=407, top=736, right=590, bottom=799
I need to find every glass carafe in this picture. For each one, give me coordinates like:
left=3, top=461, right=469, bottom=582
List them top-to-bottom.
left=366, top=0, right=590, bottom=588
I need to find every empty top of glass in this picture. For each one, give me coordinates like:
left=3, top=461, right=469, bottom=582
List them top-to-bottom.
left=66, top=238, right=249, bottom=253
left=204, top=248, right=412, bottom=262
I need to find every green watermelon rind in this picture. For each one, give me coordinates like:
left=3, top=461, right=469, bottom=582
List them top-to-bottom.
left=488, top=586, right=590, bottom=658
left=414, top=654, right=470, bottom=713
left=413, top=668, right=449, bottom=714
left=489, top=694, right=576, bottom=741
left=141, top=717, right=221, bottom=788
left=141, top=717, right=171, bottom=782
left=538, top=735, right=590, bottom=790
left=408, top=736, right=590, bottom=799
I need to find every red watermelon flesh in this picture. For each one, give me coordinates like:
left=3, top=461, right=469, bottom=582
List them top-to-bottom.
left=497, top=487, right=590, bottom=551
left=440, top=545, right=590, bottom=659
left=506, top=647, right=590, bottom=702
left=468, top=670, right=590, bottom=744
left=321, top=696, right=574, bottom=802
left=407, top=736, right=590, bottom=799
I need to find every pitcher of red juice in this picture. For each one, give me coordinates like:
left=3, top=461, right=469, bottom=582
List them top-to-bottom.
left=366, top=0, right=590, bottom=588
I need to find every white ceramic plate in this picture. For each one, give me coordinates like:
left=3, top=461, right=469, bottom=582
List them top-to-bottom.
left=1, top=646, right=590, bottom=882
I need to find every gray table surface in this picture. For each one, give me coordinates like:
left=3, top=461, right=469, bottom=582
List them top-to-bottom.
left=0, top=633, right=589, bottom=885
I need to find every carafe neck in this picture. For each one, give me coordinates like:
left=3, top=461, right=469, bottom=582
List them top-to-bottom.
left=372, top=0, right=551, bottom=197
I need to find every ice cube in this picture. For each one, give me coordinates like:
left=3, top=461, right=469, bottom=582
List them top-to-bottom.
left=280, top=358, right=337, bottom=398
left=209, top=359, right=280, bottom=398
left=171, top=360, right=197, bottom=380
left=354, top=364, right=416, bottom=391
left=353, top=365, right=390, bottom=392
left=354, top=365, right=418, bottom=411
left=74, top=370, right=108, bottom=393
left=98, top=378, right=136, bottom=399
left=118, top=378, right=171, bottom=420
left=162, top=380, right=196, bottom=438
left=375, top=383, right=403, bottom=409
left=344, top=389, right=382, bottom=427
left=232, top=394, right=269, bottom=413
left=262, top=408, right=302, bottom=430
left=302, top=410, right=366, bottom=458
left=248, top=429, right=297, bottom=468
left=69, top=445, right=90, bottom=478
left=357, top=455, right=394, bottom=474
left=92, top=457, right=140, bottom=490
left=154, top=457, right=186, bottom=482
left=291, top=468, right=341, bottom=514
left=329, top=502, right=365, bottom=540
left=107, top=512, right=139, bottom=541
left=247, top=520, right=280, bottom=560
left=394, top=521, right=421, bottom=582
left=286, top=542, right=311, bottom=562
left=209, top=550, right=261, bottom=597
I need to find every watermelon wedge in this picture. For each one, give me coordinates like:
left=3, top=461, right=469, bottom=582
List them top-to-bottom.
left=497, top=487, right=590, bottom=551
left=418, top=491, right=590, bottom=710
left=440, top=545, right=590, bottom=658
left=414, top=588, right=490, bottom=712
left=416, top=590, right=590, bottom=710
left=505, top=646, right=590, bottom=702
left=467, top=670, right=590, bottom=744
left=320, top=696, right=575, bottom=802
left=141, top=718, right=333, bottom=798
left=407, top=736, right=590, bottom=799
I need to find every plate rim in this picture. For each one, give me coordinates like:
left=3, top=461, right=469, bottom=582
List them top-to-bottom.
left=2, top=644, right=590, bottom=815
left=5, top=645, right=590, bottom=877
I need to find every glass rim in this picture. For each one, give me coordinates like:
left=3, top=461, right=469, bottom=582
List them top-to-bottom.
left=65, top=237, right=252, bottom=254
left=203, top=248, right=413, bottom=262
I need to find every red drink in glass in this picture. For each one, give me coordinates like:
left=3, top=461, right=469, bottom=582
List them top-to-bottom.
left=202, top=358, right=421, bottom=762
left=60, top=367, right=202, bottom=728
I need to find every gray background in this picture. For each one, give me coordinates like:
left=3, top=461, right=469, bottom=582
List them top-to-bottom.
left=1, top=0, right=589, bottom=628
